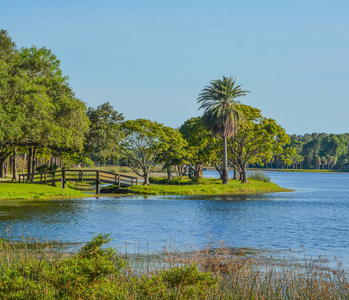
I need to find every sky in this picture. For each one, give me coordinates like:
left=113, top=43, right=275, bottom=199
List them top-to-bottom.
left=1, top=0, right=349, bottom=135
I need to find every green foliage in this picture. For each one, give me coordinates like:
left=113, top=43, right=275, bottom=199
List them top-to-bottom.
left=0, top=30, right=89, bottom=176
left=197, top=76, right=249, bottom=139
left=197, top=76, right=250, bottom=184
left=85, top=102, right=124, bottom=163
left=228, top=104, right=291, bottom=182
left=179, top=117, right=218, bottom=178
left=121, top=119, right=184, bottom=184
left=158, top=127, right=188, bottom=174
left=288, top=132, right=349, bottom=170
left=75, top=156, right=95, bottom=167
left=36, top=164, right=58, bottom=173
left=150, top=176, right=197, bottom=185
left=0, top=234, right=126, bottom=299
left=2, top=234, right=346, bottom=299
left=136, top=264, right=219, bottom=299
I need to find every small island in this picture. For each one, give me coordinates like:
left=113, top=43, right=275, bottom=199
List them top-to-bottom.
left=101, top=175, right=289, bottom=196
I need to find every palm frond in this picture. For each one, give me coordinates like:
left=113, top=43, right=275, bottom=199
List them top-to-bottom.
left=197, top=76, right=249, bottom=138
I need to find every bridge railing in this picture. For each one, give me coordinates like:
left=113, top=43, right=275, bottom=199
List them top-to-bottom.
left=18, top=169, right=139, bottom=194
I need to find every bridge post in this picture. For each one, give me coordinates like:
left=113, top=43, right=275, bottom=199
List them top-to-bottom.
left=62, top=170, right=66, bottom=188
left=96, top=170, right=100, bottom=194
left=118, top=174, right=120, bottom=186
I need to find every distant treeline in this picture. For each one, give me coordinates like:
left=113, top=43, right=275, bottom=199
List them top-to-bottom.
left=252, top=133, right=349, bottom=170
left=289, top=133, right=349, bottom=170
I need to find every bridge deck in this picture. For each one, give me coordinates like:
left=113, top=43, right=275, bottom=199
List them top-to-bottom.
left=18, top=170, right=139, bottom=194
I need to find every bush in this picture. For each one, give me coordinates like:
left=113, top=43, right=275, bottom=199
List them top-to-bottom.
left=35, top=164, right=58, bottom=173
left=247, top=172, right=270, bottom=182
left=0, top=234, right=126, bottom=299
left=136, top=264, right=219, bottom=299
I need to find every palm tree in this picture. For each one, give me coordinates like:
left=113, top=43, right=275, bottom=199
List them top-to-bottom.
left=197, top=76, right=249, bottom=184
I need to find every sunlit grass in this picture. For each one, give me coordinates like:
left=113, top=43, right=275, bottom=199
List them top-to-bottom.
left=103, top=177, right=290, bottom=196
left=0, top=182, right=87, bottom=200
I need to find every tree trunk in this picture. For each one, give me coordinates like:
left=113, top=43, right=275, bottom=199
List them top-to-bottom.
left=222, top=136, right=229, bottom=184
left=27, top=146, right=32, bottom=179
left=31, top=146, right=36, bottom=179
left=12, top=147, right=18, bottom=181
left=0, top=156, right=8, bottom=178
left=241, top=163, right=248, bottom=183
left=193, top=164, right=204, bottom=178
left=214, top=164, right=224, bottom=180
left=167, top=167, right=172, bottom=180
left=233, top=167, right=238, bottom=180
left=143, top=172, right=150, bottom=185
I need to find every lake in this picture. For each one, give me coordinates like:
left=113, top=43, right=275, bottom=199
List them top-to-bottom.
left=0, top=171, right=348, bottom=269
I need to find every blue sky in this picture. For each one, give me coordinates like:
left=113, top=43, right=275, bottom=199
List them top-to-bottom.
left=2, top=0, right=349, bottom=134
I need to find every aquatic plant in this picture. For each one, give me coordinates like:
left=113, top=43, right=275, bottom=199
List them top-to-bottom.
left=0, top=235, right=348, bottom=299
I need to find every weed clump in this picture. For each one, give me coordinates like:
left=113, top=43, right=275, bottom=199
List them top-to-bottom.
left=247, top=172, right=271, bottom=182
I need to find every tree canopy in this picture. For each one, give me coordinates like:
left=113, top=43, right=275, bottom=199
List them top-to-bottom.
left=0, top=30, right=89, bottom=178
left=85, top=102, right=124, bottom=163
left=228, top=104, right=291, bottom=183
left=179, top=117, right=218, bottom=178
left=120, top=119, right=185, bottom=185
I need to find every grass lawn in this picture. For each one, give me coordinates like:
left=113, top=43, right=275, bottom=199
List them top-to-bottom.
left=102, top=177, right=290, bottom=196
left=0, top=182, right=87, bottom=200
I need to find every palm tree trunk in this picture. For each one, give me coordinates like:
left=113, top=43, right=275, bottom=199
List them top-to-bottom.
left=222, top=136, right=229, bottom=184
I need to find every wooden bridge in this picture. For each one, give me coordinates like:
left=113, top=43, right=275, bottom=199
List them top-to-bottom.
left=18, top=169, right=139, bottom=194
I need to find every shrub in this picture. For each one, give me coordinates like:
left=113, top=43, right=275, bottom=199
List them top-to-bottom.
left=247, top=172, right=270, bottom=182
left=0, top=234, right=126, bottom=299
left=135, top=264, right=220, bottom=299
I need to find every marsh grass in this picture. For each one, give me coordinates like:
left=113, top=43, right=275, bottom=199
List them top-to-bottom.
left=0, top=235, right=347, bottom=299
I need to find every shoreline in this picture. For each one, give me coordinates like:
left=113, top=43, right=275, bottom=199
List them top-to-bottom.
left=0, top=177, right=290, bottom=201
left=101, top=178, right=290, bottom=196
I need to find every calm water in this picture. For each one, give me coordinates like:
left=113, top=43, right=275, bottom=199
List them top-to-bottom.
left=0, top=171, right=348, bottom=268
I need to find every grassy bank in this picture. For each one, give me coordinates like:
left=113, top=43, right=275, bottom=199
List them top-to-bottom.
left=102, top=177, right=290, bottom=196
left=0, top=182, right=87, bottom=200
left=0, top=235, right=347, bottom=299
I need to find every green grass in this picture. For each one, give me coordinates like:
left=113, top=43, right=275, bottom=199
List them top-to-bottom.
left=103, top=177, right=290, bottom=196
left=0, top=182, right=87, bottom=200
